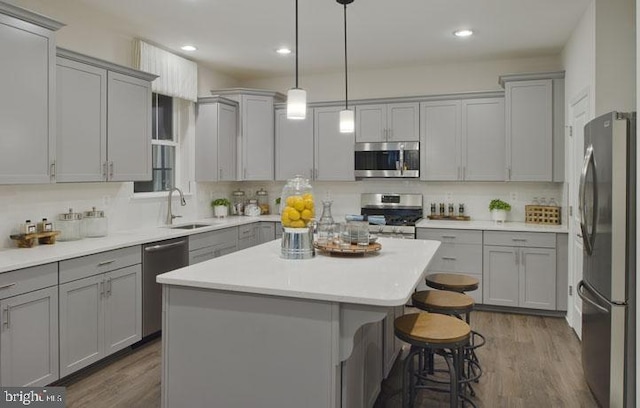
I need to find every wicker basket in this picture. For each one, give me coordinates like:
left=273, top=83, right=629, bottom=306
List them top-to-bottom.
left=525, top=205, right=561, bottom=225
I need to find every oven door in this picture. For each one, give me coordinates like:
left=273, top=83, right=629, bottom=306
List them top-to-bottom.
left=354, top=142, right=419, bottom=178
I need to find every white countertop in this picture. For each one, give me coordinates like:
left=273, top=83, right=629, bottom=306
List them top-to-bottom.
left=0, top=215, right=281, bottom=273
left=416, top=219, right=568, bottom=233
left=157, top=238, right=440, bottom=307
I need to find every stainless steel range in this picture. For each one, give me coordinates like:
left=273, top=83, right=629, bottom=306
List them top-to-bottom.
left=360, top=193, right=423, bottom=239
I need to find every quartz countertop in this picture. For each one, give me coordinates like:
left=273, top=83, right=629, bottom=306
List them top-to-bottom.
left=0, top=215, right=282, bottom=273
left=416, top=219, right=568, bottom=233
left=157, top=238, right=440, bottom=307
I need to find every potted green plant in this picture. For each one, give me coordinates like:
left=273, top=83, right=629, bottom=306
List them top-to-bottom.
left=275, top=197, right=281, bottom=215
left=211, top=198, right=231, bottom=218
left=489, top=199, right=511, bottom=223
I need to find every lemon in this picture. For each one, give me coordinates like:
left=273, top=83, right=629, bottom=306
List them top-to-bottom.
left=302, top=193, right=313, bottom=201
left=286, top=196, right=297, bottom=207
left=303, top=198, right=314, bottom=211
left=288, top=208, right=301, bottom=221
left=301, top=209, right=312, bottom=221
left=281, top=212, right=290, bottom=223
left=282, top=219, right=292, bottom=227
left=290, top=220, right=305, bottom=228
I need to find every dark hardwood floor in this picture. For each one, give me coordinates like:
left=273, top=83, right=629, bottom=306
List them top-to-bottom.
left=61, top=311, right=598, bottom=408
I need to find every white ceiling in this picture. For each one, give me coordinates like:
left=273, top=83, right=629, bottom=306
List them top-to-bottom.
left=76, top=0, right=591, bottom=80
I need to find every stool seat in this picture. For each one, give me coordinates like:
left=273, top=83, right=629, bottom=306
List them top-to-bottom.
left=426, top=273, right=479, bottom=293
left=412, top=290, right=474, bottom=312
left=395, top=313, right=470, bottom=345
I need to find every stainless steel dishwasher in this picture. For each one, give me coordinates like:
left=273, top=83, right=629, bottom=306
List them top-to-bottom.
left=142, top=237, right=189, bottom=337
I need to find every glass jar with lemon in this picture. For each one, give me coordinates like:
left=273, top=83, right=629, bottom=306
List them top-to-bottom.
left=280, top=175, right=316, bottom=259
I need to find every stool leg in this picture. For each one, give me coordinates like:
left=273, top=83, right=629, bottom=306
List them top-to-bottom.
left=443, top=348, right=458, bottom=408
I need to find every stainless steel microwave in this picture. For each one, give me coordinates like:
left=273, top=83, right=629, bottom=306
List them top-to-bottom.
left=354, top=141, right=419, bottom=178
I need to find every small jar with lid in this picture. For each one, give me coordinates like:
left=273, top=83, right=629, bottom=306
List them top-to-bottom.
left=256, top=188, right=270, bottom=215
left=232, top=190, right=246, bottom=215
left=84, top=207, right=108, bottom=238
left=58, top=209, right=83, bottom=241
left=37, top=218, right=53, bottom=233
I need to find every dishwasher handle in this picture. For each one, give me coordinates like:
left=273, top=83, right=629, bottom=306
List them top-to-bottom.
left=144, top=240, right=188, bottom=253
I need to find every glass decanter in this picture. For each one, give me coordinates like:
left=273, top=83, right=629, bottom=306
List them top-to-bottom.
left=316, top=200, right=335, bottom=244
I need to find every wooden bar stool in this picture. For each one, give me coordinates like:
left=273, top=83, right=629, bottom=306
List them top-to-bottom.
left=425, top=273, right=479, bottom=293
left=411, top=290, right=484, bottom=395
left=394, top=313, right=476, bottom=408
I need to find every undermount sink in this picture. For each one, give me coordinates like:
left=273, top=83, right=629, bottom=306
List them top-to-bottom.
left=169, top=223, right=212, bottom=230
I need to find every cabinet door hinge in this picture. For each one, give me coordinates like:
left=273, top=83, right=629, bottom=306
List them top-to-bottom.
left=569, top=206, right=573, bottom=217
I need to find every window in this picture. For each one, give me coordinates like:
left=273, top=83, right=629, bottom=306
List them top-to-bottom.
left=134, top=93, right=177, bottom=193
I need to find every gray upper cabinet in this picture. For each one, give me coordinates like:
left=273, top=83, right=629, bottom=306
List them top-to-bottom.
left=0, top=6, right=62, bottom=184
left=55, top=49, right=156, bottom=183
left=56, top=58, right=107, bottom=182
left=107, top=72, right=152, bottom=181
left=501, top=72, right=565, bottom=182
left=211, top=89, right=284, bottom=181
left=421, top=96, right=504, bottom=181
left=195, top=97, right=238, bottom=182
left=462, top=98, right=505, bottom=181
left=420, top=100, right=461, bottom=181
left=355, top=102, right=419, bottom=142
left=314, top=107, right=355, bottom=181
left=275, top=108, right=314, bottom=181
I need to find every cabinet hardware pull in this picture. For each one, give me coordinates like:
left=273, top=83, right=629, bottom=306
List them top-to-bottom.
left=50, top=161, right=56, bottom=178
left=109, top=161, right=114, bottom=179
left=103, top=162, right=108, bottom=180
left=463, top=166, right=466, bottom=179
left=507, top=167, right=511, bottom=180
left=219, top=168, right=222, bottom=180
left=441, top=235, right=456, bottom=239
left=512, top=238, right=527, bottom=242
left=514, top=251, right=519, bottom=265
left=441, top=256, right=457, bottom=261
left=98, top=259, right=116, bottom=266
left=106, top=278, right=112, bottom=296
left=100, top=281, right=105, bottom=297
left=0, top=283, right=16, bottom=290
left=3, top=306, right=10, bottom=329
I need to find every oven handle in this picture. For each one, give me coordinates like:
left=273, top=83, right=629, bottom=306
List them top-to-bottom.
left=399, top=144, right=405, bottom=176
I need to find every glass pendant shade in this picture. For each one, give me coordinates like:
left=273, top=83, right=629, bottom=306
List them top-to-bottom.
left=286, top=88, right=307, bottom=120
left=339, top=109, right=354, bottom=133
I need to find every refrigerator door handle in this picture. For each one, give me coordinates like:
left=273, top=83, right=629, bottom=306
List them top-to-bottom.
left=579, top=145, right=598, bottom=255
left=577, top=280, right=609, bottom=314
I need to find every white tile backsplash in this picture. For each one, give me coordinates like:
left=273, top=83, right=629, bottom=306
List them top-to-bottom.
left=0, top=179, right=563, bottom=249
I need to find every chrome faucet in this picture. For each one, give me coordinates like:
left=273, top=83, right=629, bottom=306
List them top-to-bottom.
left=166, top=187, right=187, bottom=225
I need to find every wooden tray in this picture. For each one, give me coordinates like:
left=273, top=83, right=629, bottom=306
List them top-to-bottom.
left=427, top=215, right=471, bottom=221
left=10, top=231, right=60, bottom=248
left=314, top=241, right=381, bottom=256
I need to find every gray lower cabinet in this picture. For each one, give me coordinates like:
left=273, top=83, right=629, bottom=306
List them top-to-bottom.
left=0, top=7, right=61, bottom=184
left=259, top=222, right=276, bottom=243
left=238, top=224, right=260, bottom=250
left=188, top=227, right=239, bottom=265
left=416, top=228, right=483, bottom=304
left=483, top=231, right=557, bottom=310
left=59, top=247, right=142, bottom=377
left=0, top=262, right=59, bottom=387
left=1, top=286, right=59, bottom=386
left=382, top=306, right=404, bottom=379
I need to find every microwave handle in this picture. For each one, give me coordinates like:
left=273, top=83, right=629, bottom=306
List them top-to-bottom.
left=399, top=144, right=404, bottom=175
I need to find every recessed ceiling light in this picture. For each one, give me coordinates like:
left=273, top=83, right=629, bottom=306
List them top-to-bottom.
left=453, top=29, right=474, bottom=38
left=181, top=45, right=197, bottom=51
left=276, top=47, right=292, bottom=55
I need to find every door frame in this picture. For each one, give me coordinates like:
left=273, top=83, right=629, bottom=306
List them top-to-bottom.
left=566, top=87, right=590, bottom=337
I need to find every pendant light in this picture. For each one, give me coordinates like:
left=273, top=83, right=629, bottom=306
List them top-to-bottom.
left=286, top=0, right=306, bottom=120
left=337, top=0, right=354, bottom=133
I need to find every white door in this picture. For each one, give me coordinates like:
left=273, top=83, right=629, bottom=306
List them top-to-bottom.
left=567, top=89, right=590, bottom=338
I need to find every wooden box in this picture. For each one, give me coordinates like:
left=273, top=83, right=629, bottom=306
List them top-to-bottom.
left=525, top=205, right=561, bottom=225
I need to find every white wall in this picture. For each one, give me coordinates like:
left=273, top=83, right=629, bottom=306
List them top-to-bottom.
left=595, top=0, right=636, bottom=115
left=241, top=55, right=562, bottom=101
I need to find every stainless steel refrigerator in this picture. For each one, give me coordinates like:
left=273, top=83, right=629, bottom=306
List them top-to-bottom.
left=578, top=111, right=636, bottom=408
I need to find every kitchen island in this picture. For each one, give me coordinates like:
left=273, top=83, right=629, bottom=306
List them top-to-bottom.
left=157, top=237, right=440, bottom=408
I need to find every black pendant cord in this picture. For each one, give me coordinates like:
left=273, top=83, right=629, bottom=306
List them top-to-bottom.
left=295, top=0, right=299, bottom=89
left=343, top=2, right=348, bottom=109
